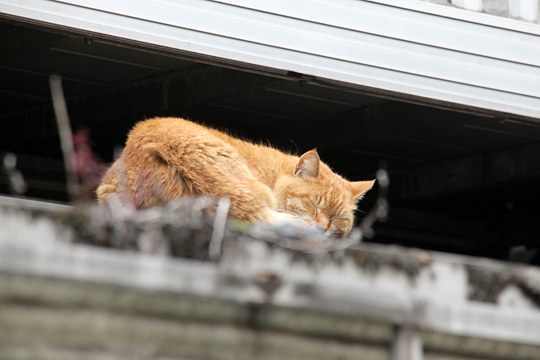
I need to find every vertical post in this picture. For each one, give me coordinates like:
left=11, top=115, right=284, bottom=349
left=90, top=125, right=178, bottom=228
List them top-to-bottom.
left=50, top=74, right=77, bottom=200
left=392, top=326, right=423, bottom=360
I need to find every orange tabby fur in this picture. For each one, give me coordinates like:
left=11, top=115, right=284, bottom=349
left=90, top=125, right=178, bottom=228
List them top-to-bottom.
left=96, top=117, right=374, bottom=236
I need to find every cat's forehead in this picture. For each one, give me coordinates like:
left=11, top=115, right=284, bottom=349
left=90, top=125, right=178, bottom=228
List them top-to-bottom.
left=285, top=172, right=354, bottom=201
left=321, top=177, right=354, bottom=198
left=298, top=179, right=350, bottom=198
left=307, top=182, right=353, bottom=210
left=321, top=189, right=354, bottom=211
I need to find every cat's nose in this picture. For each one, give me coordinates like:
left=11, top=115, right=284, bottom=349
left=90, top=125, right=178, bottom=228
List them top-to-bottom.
left=314, top=216, right=329, bottom=231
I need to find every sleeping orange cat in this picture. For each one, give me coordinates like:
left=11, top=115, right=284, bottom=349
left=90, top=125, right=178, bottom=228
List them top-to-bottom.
left=96, top=117, right=374, bottom=237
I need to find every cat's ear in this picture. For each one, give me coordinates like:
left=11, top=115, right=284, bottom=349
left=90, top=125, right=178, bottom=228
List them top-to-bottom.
left=294, top=149, right=320, bottom=178
left=350, top=180, right=376, bottom=200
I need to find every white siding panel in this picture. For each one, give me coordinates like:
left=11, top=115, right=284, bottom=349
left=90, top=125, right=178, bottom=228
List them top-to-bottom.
left=1, top=0, right=539, bottom=119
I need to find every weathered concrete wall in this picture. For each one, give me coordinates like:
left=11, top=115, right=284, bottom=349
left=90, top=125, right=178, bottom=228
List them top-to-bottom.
left=1, top=198, right=540, bottom=359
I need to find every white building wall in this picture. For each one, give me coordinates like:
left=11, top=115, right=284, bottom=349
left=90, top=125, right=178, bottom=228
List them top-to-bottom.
left=423, top=0, right=539, bottom=22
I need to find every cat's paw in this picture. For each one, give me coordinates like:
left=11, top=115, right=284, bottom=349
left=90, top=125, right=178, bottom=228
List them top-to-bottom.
left=254, top=208, right=326, bottom=239
left=264, top=209, right=308, bottom=227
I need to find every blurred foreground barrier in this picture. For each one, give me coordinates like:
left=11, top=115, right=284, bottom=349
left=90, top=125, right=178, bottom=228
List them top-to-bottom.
left=0, top=196, right=540, bottom=360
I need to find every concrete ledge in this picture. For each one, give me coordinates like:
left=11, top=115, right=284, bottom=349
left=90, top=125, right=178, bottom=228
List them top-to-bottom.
left=1, top=200, right=540, bottom=358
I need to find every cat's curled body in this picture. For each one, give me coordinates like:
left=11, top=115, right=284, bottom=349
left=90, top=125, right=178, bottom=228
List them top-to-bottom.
left=96, top=117, right=374, bottom=237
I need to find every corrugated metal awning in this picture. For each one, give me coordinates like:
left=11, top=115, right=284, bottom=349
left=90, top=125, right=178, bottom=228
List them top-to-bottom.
left=1, top=0, right=539, bottom=120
